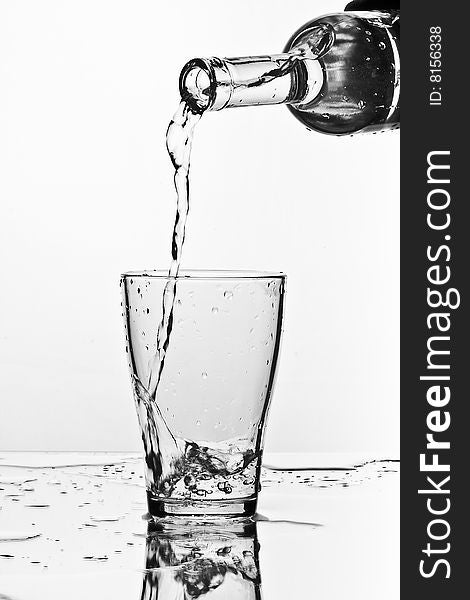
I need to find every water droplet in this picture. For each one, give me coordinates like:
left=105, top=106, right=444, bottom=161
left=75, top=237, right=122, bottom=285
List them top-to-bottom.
left=379, top=41, right=386, bottom=50
left=358, top=100, right=366, bottom=109
left=224, top=291, right=233, bottom=300
left=211, top=307, right=219, bottom=314
left=201, top=372, right=208, bottom=379
left=196, top=420, right=201, bottom=427
left=0, top=476, right=37, bottom=485
left=0, top=532, right=41, bottom=542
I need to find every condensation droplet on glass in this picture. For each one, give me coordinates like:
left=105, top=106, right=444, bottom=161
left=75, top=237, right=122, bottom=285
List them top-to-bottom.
left=379, top=41, right=386, bottom=50
left=358, top=100, right=365, bottom=109
left=224, top=291, right=233, bottom=300
left=211, top=307, right=219, bottom=314
left=201, top=372, right=208, bottom=379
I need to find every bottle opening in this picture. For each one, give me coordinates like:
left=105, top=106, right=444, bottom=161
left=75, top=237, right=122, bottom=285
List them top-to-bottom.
left=179, top=53, right=325, bottom=113
left=179, top=59, right=215, bottom=113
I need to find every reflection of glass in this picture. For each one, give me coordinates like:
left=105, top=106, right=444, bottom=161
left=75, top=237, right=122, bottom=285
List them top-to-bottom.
left=121, top=271, right=286, bottom=518
left=141, top=520, right=262, bottom=599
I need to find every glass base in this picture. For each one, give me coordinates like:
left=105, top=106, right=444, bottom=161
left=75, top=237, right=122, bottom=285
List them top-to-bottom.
left=147, top=491, right=257, bottom=520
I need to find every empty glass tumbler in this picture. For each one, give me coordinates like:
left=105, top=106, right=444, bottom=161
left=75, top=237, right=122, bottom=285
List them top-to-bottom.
left=121, top=270, right=286, bottom=518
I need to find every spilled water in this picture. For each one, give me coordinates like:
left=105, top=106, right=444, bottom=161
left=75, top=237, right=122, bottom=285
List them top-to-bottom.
left=0, top=452, right=399, bottom=599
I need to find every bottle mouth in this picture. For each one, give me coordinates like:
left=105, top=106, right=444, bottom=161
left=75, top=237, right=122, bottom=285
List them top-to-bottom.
left=179, top=52, right=325, bottom=113
left=179, top=58, right=230, bottom=113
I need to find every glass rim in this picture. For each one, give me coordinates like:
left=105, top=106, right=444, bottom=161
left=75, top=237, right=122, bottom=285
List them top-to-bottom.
left=121, top=269, right=286, bottom=281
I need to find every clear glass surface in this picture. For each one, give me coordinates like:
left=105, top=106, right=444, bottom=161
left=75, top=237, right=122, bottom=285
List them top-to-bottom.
left=121, top=270, right=286, bottom=519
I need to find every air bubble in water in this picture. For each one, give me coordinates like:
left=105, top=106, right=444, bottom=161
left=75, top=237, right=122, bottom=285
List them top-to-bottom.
left=379, top=41, right=386, bottom=50
left=224, top=291, right=233, bottom=300
left=217, top=481, right=233, bottom=494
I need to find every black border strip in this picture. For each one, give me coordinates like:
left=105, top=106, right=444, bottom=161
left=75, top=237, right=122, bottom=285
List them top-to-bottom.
left=401, top=2, right=466, bottom=594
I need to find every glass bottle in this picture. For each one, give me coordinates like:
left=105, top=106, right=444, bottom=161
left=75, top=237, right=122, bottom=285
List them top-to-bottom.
left=179, top=2, right=400, bottom=135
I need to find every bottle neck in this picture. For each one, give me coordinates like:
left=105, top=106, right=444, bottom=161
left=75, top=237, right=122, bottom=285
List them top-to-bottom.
left=179, top=52, right=324, bottom=113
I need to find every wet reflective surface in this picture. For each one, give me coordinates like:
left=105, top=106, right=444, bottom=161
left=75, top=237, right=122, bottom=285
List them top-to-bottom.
left=0, top=452, right=399, bottom=599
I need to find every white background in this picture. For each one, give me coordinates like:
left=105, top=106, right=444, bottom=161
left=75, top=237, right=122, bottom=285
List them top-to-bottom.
left=0, top=0, right=399, bottom=455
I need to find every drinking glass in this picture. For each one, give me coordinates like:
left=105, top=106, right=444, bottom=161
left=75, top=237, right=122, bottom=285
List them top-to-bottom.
left=121, top=270, right=285, bottom=519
